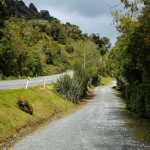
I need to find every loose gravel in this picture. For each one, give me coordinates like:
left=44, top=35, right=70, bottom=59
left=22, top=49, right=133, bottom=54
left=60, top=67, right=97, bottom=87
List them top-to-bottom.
left=11, top=82, right=150, bottom=150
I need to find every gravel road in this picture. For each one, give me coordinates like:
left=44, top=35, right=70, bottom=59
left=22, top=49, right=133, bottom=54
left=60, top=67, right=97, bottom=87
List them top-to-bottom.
left=11, top=82, right=150, bottom=150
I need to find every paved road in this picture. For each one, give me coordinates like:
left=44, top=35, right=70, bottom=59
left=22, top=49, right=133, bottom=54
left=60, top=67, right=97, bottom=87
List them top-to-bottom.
left=0, top=71, right=73, bottom=90
left=11, top=82, right=150, bottom=150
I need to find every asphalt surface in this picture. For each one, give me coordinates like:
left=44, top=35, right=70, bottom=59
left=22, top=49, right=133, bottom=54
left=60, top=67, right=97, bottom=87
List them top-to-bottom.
left=0, top=71, right=73, bottom=90
left=11, top=82, right=150, bottom=150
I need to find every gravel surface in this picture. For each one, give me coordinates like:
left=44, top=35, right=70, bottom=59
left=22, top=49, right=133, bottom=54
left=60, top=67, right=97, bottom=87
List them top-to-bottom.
left=10, top=82, right=150, bottom=150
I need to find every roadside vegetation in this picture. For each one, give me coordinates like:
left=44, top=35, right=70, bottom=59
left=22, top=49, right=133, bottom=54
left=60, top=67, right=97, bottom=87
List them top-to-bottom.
left=107, top=0, right=150, bottom=118
left=108, top=0, right=150, bottom=144
left=55, top=74, right=83, bottom=103
left=99, top=76, right=114, bottom=85
left=0, top=84, right=75, bottom=145
left=113, top=89, right=150, bottom=144
left=123, top=109, right=150, bottom=144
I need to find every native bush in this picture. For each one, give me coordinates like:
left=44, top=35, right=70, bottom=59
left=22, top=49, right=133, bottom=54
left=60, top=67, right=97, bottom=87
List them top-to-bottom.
left=107, top=3, right=150, bottom=118
left=55, top=74, right=83, bottom=103
left=126, top=82, right=150, bottom=118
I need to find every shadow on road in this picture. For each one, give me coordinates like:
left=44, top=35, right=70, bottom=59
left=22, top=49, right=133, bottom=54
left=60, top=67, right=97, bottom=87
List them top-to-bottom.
left=82, top=93, right=96, bottom=102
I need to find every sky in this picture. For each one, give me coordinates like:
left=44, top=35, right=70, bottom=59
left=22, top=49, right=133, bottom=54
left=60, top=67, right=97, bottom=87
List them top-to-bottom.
left=24, top=0, right=125, bottom=46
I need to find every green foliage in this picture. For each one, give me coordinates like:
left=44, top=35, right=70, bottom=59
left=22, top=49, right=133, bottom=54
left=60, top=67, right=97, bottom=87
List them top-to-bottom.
left=0, top=0, right=110, bottom=80
left=108, top=4, right=150, bottom=118
left=0, top=18, right=69, bottom=77
left=0, top=18, right=45, bottom=77
left=49, top=20, right=67, bottom=44
left=64, top=22, right=82, bottom=40
left=90, top=33, right=103, bottom=49
left=89, top=34, right=111, bottom=61
left=101, top=37, right=111, bottom=49
left=71, top=40, right=101, bottom=88
left=44, top=41, right=61, bottom=65
left=65, top=43, right=74, bottom=54
left=99, top=45, right=107, bottom=56
left=55, top=74, right=83, bottom=103
left=99, top=76, right=114, bottom=85
left=126, top=83, right=150, bottom=118
left=17, top=97, right=33, bottom=115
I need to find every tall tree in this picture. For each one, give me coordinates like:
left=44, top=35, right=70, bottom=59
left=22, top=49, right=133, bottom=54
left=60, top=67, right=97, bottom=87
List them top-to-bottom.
left=72, top=40, right=101, bottom=87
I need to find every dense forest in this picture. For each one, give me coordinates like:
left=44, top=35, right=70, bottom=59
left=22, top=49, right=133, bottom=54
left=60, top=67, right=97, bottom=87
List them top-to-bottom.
left=0, top=0, right=110, bottom=79
left=107, top=0, right=150, bottom=118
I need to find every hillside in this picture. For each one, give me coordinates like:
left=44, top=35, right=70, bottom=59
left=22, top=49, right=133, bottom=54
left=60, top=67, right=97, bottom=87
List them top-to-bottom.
left=0, top=0, right=110, bottom=79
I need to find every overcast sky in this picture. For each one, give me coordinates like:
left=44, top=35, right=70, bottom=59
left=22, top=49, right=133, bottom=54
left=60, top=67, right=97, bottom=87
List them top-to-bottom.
left=24, top=0, right=124, bottom=46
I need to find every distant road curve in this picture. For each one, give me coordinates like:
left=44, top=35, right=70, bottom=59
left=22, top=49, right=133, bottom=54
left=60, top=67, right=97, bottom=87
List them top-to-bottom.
left=0, top=71, right=73, bottom=90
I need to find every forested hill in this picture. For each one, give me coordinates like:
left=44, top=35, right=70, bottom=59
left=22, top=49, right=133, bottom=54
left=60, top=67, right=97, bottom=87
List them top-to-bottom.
left=0, top=0, right=110, bottom=79
left=0, top=0, right=56, bottom=25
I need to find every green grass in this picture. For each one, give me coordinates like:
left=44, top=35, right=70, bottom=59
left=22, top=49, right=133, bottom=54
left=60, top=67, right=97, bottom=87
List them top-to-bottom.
left=99, top=76, right=114, bottom=85
left=0, top=84, right=74, bottom=143
left=122, top=109, right=150, bottom=144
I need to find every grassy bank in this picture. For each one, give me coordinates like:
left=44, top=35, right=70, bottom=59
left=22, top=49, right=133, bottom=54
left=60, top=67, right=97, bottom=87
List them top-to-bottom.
left=100, top=76, right=114, bottom=85
left=0, top=84, right=75, bottom=145
left=122, top=109, right=150, bottom=144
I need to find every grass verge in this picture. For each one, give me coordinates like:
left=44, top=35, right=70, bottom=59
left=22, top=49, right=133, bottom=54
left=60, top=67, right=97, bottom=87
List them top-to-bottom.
left=99, top=76, right=114, bottom=85
left=0, top=84, right=76, bottom=147
left=113, top=88, right=150, bottom=145
left=122, top=109, right=150, bottom=144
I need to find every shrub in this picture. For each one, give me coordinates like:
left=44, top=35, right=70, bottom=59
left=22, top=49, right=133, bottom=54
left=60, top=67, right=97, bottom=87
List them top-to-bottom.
left=55, top=74, right=83, bottom=103
left=92, top=76, right=100, bottom=86
left=126, top=82, right=150, bottom=118
left=17, top=97, right=33, bottom=115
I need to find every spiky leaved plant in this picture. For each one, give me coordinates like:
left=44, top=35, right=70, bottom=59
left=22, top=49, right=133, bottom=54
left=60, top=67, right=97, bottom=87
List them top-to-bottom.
left=55, top=74, right=83, bottom=103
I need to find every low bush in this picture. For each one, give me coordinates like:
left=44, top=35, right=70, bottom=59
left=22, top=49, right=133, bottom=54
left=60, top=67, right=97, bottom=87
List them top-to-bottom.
left=92, top=76, right=100, bottom=86
left=126, top=83, right=150, bottom=118
left=17, top=97, right=33, bottom=115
